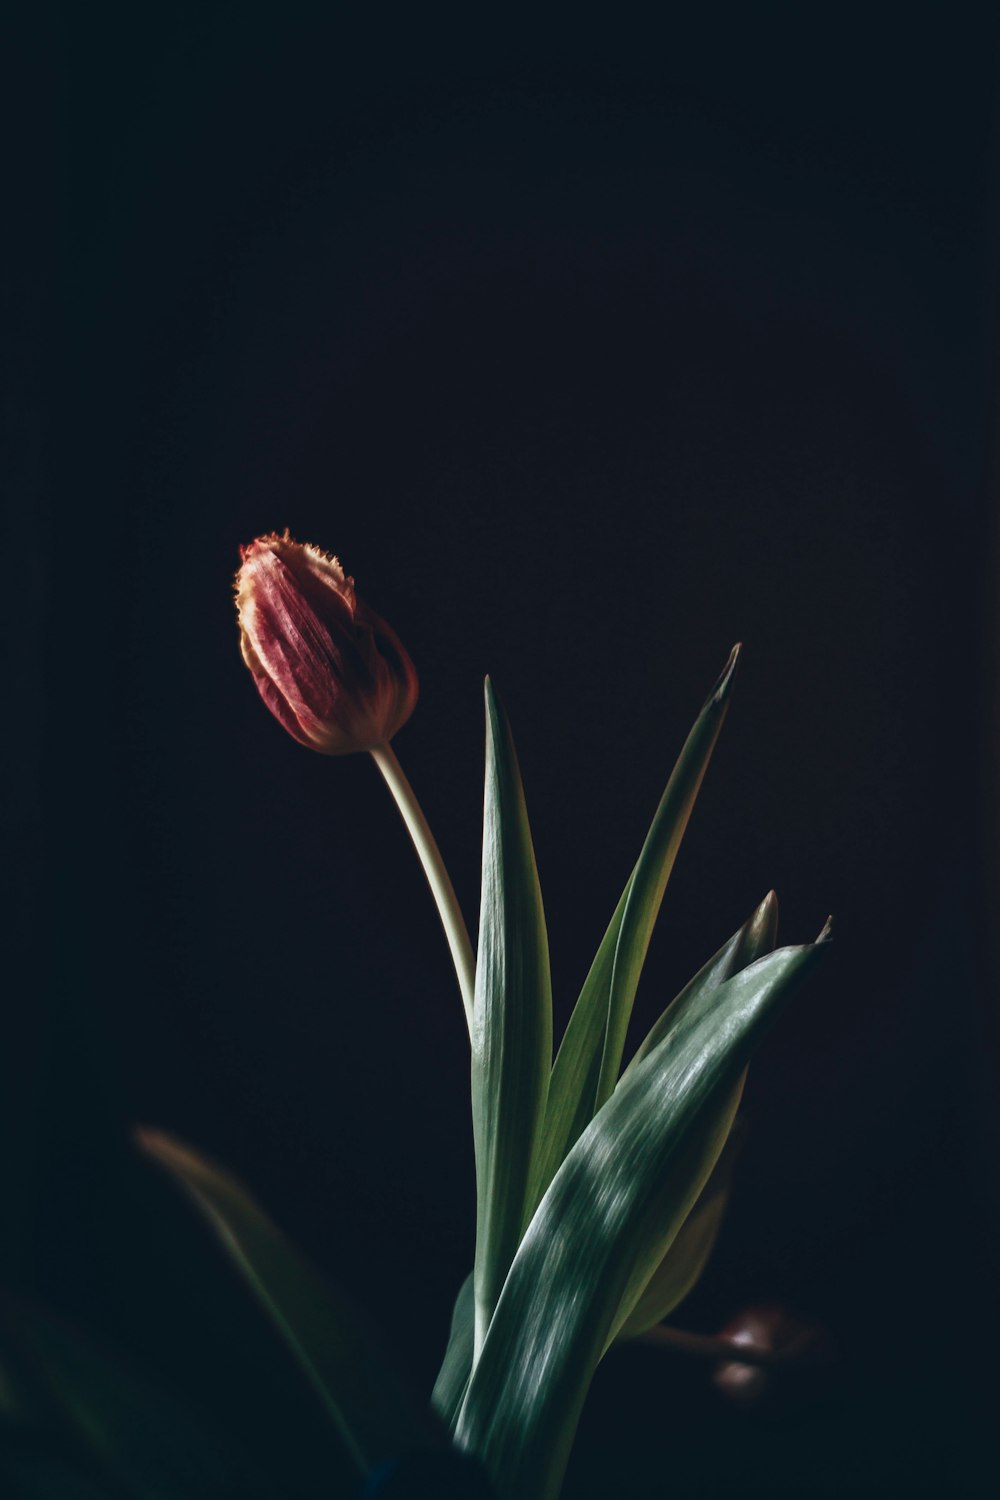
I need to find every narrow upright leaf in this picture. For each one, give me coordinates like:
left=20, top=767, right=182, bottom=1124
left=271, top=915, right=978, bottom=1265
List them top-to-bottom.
left=596, top=645, right=741, bottom=1108
left=533, top=648, right=741, bottom=1211
left=472, top=680, right=553, bottom=1361
left=529, top=879, right=632, bottom=1213
left=455, top=937, right=828, bottom=1500
left=136, top=1130, right=440, bottom=1480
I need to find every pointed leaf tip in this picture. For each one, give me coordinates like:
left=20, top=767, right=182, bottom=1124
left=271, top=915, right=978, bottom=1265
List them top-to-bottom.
left=708, top=643, right=742, bottom=706
left=483, top=675, right=507, bottom=729
left=757, top=889, right=779, bottom=920
left=747, top=890, right=779, bottom=948
left=816, top=915, right=834, bottom=943
left=134, top=1125, right=182, bottom=1164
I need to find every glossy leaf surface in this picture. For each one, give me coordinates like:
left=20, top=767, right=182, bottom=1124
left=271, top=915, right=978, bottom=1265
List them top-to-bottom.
left=595, top=645, right=741, bottom=1108
left=532, top=648, right=741, bottom=1213
left=471, top=681, right=552, bottom=1359
left=528, top=880, right=632, bottom=1214
left=620, top=888, right=777, bottom=1083
left=605, top=895, right=778, bottom=1340
left=458, top=897, right=780, bottom=1415
left=455, top=938, right=827, bottom=1500
left=615, top=1121, right=744, bottom=1340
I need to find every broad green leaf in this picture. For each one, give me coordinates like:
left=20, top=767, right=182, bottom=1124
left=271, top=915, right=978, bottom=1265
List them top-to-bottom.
left=596, top=645, right=742, bottom=1109
left=532, top=648, right=741, bottom=1214
left=471, top=680, right=552, bottom=1360
left=620, top=889, right=778, bottom=1084
left=445, top=894, right=780, bottom=1415
left=606, top=894, right=777, bottom=1345
left=455, top=936, right=828, bottom=1500
left=603, top=1066, right=746, bottom=1352
left=614, top=1120, right=744, bottom=1341
left=136, top=1130, right=440, bottom=1480
left=430, top=1273, right=474, bottom=1431
left=0, top=1295, right=281, bottom=1500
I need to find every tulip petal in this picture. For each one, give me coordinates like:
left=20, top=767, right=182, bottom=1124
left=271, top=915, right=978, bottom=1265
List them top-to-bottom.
left=235, top=534, right=418, bottom=754
left=242, top=551, right=352, bottom=717
left=240, top=627, right=322, bottom=750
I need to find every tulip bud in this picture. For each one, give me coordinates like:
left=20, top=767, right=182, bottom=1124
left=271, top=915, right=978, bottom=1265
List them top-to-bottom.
left=235, top=531, right=418, bottom=754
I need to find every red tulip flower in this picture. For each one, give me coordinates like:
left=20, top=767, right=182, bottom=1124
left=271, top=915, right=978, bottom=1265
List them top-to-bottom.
left=236, top=529, right=475, bottom=1022
left=235, top=531, right=418, bottom=755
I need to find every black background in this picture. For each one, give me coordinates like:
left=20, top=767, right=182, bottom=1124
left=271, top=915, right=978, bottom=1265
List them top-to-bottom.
left=8, top=5, right=1000, bottom=1496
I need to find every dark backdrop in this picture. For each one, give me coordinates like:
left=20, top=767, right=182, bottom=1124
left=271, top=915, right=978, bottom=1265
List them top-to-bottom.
left=9, top=6, right=1000, bottom=1496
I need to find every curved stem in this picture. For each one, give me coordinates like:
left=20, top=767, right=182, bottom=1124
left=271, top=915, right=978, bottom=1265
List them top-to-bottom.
left=370, top=742, right=476, bottom=1033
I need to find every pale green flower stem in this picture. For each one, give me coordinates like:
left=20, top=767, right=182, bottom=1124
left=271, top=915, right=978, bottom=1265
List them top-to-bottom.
left=370, top=742, right=476, bottom=1034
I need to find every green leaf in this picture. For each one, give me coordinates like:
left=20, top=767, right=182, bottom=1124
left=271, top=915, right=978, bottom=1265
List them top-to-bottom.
left=596, top=645, right=742, bottom=1109
left=531, top=648, right=741, bottom=1211
left=471, top=680, right=553, bottom=1360
left=528, top=881, right=632, bottom=1214
left=621, top=889, right=778, bottom=1083
left=605, top=890, right=778, bottom=1343
left=443, top=895, right=780, bottom=1421
left=454, top=935, right=828, bottom=1500
left=614, top=1120, right=744, bottom=1341
left=135, top=1130, right=440, bottom=1481
left=430, top=1273, right=474, bottom=1431
left=0, top=1295, right=281, bottom=1500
